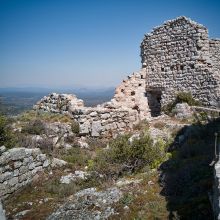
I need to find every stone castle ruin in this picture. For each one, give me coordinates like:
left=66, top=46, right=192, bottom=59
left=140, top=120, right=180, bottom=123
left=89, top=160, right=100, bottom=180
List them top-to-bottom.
left=34, top=16, right=220, bottom=136
left=141, top=16, right=220, bottom=113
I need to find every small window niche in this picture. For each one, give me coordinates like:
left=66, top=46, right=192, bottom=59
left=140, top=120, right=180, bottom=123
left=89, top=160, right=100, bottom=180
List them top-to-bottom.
left=131, top=91, right=135, bottom=96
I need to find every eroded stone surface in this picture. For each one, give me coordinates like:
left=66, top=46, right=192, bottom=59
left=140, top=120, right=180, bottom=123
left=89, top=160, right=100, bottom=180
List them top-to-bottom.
left=141, top=16, right=220, bottom=108
left=47, top=187, right=122, bottom=220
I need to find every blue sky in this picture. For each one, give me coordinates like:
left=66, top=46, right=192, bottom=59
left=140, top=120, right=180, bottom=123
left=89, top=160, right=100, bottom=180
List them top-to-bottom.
left=0, top=0, right=220, bottom=88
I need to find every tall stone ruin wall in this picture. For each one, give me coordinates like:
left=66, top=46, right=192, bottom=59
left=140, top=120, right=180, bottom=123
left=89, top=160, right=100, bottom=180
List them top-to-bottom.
left=34, top=16, right=220, bottom=128
left=141, top=16, right=220, bottom=107
left=209, top=39, right=220, bottom=79
left=108, top=68, right=151, bottom=119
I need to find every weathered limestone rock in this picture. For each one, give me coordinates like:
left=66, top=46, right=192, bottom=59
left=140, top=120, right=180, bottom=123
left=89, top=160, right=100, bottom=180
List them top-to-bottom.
left=173, top=103, right=194, bottom=119
left=91, top=120, right=102, bottom=137
left=60, top=171, right=90, bottom=184
left=47, top=187, right=122, bottom=220
left=0, top=200, right=6, bottom=220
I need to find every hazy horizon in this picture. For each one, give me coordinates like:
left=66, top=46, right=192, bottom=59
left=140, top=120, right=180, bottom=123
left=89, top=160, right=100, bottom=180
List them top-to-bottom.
left=1, top=0, right=220, bottom=88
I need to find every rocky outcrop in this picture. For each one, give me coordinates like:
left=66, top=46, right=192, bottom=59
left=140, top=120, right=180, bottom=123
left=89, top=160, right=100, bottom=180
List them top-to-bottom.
left=173, top=103, right=194, bottom=119
left=0, top=147, right=66, bottom=199
left=47, top=187, right=122, bottom=220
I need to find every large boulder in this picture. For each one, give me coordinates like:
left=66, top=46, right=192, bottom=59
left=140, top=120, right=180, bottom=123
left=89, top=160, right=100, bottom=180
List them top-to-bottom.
left=173, top=103, right=193, bottom=119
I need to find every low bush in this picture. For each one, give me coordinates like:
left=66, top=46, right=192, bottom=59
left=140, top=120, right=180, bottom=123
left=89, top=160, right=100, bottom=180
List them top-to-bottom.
left=162, top=92, right=201, bottom=115
left=0, top=114, right=16, bottom=148
left=22, top=119, right=45, bottom=135
left=133, top=119, right=149, bottom=131
left=71, top=120, right=80, bottom=134
left=93, top=133, right=168, bottom=177
left=62, top=147, right=90, bottom=167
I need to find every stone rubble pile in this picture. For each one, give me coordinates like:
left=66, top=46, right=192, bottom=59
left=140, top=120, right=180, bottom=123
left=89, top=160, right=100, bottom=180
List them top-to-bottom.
left=33, top=93, right=84, bottom=114
left=0, top=147, right=66, bottom=199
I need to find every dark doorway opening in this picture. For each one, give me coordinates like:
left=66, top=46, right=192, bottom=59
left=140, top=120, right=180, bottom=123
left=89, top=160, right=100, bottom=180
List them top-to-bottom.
left=147, top=90, right=162, bottom=117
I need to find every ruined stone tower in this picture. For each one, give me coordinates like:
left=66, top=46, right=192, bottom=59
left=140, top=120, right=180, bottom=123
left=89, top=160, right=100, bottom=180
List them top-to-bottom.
left=34, top=16, right=220, bottom=132
left=140, top=16, right=220, bottom=115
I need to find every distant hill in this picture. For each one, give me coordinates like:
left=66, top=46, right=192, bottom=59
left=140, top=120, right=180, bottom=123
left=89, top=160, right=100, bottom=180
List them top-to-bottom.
left=0, top=87, right=115, bottom=115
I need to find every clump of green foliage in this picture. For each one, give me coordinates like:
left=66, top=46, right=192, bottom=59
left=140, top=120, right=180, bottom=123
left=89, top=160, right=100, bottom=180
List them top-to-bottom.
left=162, top=92, right=201, bottom=115
left=0, top=114, right=16, bottom=148
left=21, top=119, right=45, bottom=135
left=133, top=119, right=149, bottom=131
left=71, top=120, right=80, bottom=134
left=92, top=132, right=168, bottom=177
left=62, top=147, right=91, bottom=167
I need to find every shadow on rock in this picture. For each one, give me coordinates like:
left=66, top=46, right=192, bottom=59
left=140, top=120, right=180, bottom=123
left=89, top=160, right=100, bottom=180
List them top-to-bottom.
left=159, top=118, right=220, bottom=219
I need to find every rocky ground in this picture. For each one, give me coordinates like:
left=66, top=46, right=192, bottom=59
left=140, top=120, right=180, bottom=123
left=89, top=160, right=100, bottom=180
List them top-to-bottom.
left=0, top=103, right=217, bottom=219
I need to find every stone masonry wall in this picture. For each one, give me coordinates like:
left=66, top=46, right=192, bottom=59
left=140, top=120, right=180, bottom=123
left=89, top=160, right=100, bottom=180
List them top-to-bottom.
left=34, top=16, right=220, bottom=126
left=141, top=16, right=220, bottom=107
left=209, top=39, right=220, bottom=86
left=107, top=68, right=151, bottom=120
left=34, top=93, right=84, bottom=114
left=34, top=94, right=139, bottom=137
left=72, top=107, right=138, bottom=137
left=0, top=146, right=67, bottom=200
left=0, top=147, right=50, bottom=199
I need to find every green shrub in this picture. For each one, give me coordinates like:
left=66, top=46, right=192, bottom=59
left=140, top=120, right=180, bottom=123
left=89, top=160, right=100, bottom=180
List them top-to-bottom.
left=162, top=92, right=201, bottom=115
left=175, top=92, right=201, bottom=106
left=0, top=114, right=16, bottom=148
left=22, top=119, right=45, bottom=135
left=133, top=119, right=149, bottom=131
left=71, top=120, right=80, bottom=134
left=93, top=133, right=168, bottom=176
left=62, top=147, right=90, bottom=167
left=120, top=193, right=134, bottom=205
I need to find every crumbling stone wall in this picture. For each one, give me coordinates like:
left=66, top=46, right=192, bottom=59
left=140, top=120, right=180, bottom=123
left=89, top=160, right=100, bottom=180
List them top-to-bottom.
left=141, top=16, right=220, bottom=108
left=34, top=17, right=220, bottom=123
left=209, top=39, right=220, bottom=83
left=108, top=68, right=151, bottom=119
left=34, top=93, right=84, bottom=114
left=34, top=93, right=139, bottom=137
left=72, top=107, right=138, bottom=137
left=0, top=147, right=49, bottom=199
left=0, top=147, right=67, bottom=200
